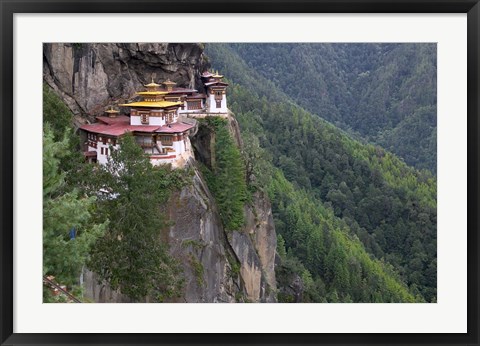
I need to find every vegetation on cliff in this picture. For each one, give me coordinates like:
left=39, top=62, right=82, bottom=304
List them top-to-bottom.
left=43, top=42, right=437, bottom=304
left=205, top=43, right=437, bottom=173
left=228, top=80, right=436, bottom=302
left=42, top=85, right=183, bottom=302
left=43, top=87, right=107, bottom=302
left=200, top=117, right=248, bottom=231
left=43, top=126, right=107, bottom=302
left=86, top=134, right=185, bottom=301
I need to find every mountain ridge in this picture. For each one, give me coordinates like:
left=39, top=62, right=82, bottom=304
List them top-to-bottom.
left=42, top=42, right=436, bottom=303
left=206, top=43, right=437, bottom=172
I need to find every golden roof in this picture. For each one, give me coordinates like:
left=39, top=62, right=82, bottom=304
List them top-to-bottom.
left=213, top=70, right=223, bottom=78
left=144, top=77, right=160, bottom=88
left=163, top=79, right=176, bottom=85
left=144, top=81, right=161, bottom=88
left=136, top=91, right=168, bottom=96
left=119, top=100, right=183, bottom=108
left=105, top=106, right=119, bottom=114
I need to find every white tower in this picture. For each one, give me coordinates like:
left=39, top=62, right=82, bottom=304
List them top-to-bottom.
left=203, top=70, right=228, bottom=113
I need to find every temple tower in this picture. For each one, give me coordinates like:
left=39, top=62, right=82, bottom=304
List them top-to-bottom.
left=202, top=70, right=228, bottom=113
left=119, top=79, right=182, bottom=126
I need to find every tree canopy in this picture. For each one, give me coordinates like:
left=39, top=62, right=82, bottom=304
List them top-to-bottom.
left=225, top=80, right=436, bottom=302
left=43, top=125, right=107, bottom=301
left=86, top=134, right=185, bottom=301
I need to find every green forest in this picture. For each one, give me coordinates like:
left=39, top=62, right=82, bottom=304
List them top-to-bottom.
left=43, top=43, right=437, bottom=303
left=205, top=43, right=437, bottom=173
left=206, top=43, right=437, bottom=302
left=43, top=85, right=185, bottom=302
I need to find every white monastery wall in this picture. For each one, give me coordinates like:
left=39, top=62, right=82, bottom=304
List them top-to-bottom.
left=208, top=94, right=228, bottom=113
left=130, top=115, right=165, bottom=126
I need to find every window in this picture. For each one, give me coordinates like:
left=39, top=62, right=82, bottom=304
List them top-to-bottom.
left=188, top=100, right=201, bottom=110
left=216, top=100, right=222, bottom=108
left=140, top=112, right=149, bottom=124
left=160, top=135, right=173, bottom=146
left=135, top=136, right=154, bottom=148
left=101, top=147, right=104, bottom=155
left=105, top=148, right=108, bottom=156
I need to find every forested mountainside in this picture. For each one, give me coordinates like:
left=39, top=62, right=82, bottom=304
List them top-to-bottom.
left=43, top=42, right=436, bottom=303
left=43, top=43, right=277, bottom=303
left=205, top=43, right=437, bottom=173
left=206, top=43, right=437, bottom=302
left=230, top=84, right=436, bottom=302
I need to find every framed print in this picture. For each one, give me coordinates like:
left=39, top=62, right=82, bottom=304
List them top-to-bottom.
left=1, top=0, right=479, bottom=345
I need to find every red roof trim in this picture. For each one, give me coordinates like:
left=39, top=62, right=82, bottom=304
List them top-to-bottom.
left=95, top=115, right=130, bottom=125
left=81, top=121, right=193, bottom=137
left=155, top=122, right=194, bottom=134
left=80, top=123, right=161, bottom=136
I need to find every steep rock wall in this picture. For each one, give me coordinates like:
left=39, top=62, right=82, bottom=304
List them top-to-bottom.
left=44, top=42, right=278, bottom=303
left=43, top=43, right=207, bottom=119
left=190, top=117, right=277, bottom=303
left=163, top=158, right=277, bottom=303
left=84, top=161, right=278, bottom=303
left=163, top=165, right=239, bottom=302
left=230, top=191, right=277, bottom=302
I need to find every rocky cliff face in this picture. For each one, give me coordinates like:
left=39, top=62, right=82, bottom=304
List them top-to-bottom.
left=43, top=43, right=207, bottom=121
left=44, top=43, right=278, bottom=303
left=184, top=113, right=277, bottom=302
left=83, top=155, right=277, bottom=303
left=163, top=159, right=277, bottom=303
left=163, top=165, right=238, bottom=302
left=230, top=191, right=277, bottom=302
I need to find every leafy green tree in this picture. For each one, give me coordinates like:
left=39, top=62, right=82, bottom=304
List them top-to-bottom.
left=43, top=83, right=84, bottom=186
left=43, top=84, right=74, bottom=141
left=201, top=117, right=247, bottom=231
left=43, top=125, right=107, bottom=300
left=87, top=133, right=184, bottom=301
left=276, top=234, right=287, bottom=260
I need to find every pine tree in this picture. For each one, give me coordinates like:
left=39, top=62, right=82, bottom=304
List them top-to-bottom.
left=202, top=118, right=247, bottom=231
left=43, top=125, right=106, bottom=299
left=87, top=133, right=184, bottom=301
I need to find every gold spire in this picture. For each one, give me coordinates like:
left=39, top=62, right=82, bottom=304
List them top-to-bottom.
left=138, top=75, right=168, bottom=98
left=144, top=76, right=160, bottom=88
left=162, top=79, right=176, bottom=92
left=163, top=79, right=176, bottom=86
left=144, top=80, right=160, bottom=88
left=105, top=105, right=120, bottom=117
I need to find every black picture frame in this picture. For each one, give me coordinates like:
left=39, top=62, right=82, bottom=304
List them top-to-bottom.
left=1, top=1, right=479, bottom=345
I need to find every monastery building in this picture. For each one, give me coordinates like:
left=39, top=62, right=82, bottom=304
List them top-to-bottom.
left=80, top=70, right=228, bottom=168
